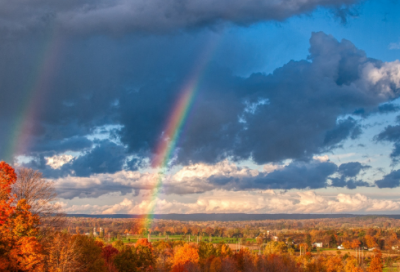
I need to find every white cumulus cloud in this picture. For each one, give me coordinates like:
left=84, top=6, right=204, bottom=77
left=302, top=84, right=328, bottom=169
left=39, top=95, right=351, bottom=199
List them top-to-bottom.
left=46, top=154, right=74, bottom=169
left=60, top=190, right=400, bottom=214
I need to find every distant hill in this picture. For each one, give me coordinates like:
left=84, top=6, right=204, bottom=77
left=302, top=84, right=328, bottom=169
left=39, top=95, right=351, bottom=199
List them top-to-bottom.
left=64, top=213, right=400, bottom=221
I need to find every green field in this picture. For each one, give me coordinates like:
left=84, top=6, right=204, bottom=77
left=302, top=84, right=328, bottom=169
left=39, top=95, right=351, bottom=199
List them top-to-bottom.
left=106, top=235, right=257, bottom=245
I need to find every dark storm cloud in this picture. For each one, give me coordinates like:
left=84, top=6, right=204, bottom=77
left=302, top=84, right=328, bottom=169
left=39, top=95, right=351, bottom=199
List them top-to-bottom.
left=0, top=0, right=359, bottom=36
left=0, top=0, right=395, bottom=198
left=331, top=4, right=360, bottom=25
left=3, top=31, right=400, bottom=179
left=168, top=32, right=399, bottom=165
left=351, top=102, right=400, bottom=117
left=378, top=103, right=400, bottom=114
left=323, top=117, right=361, bottom=146
left=375, top=125, right=400, bottom=163
left=376, top=125, right=400, bottom=142
left=29, top=136, right=93, bottom=154
left=18, top=140, right=128, bottom=179
left=62, top=140, right=127, bottom=177
left=390, top=143, right=400, bottom=160
left=207, top=160, right=371, bottom=192
left=236, top=160, right=370, bottom=191
left=249, top=160, right=339, bottom=190
left=324, top=160, right=371, bottom=190
left=338, top=162, right=369, bottom=177
left=375, top=169, right=400, bottom=188
left=330, top=177, right=370, bottom=189
left=345, top=179, right=370, bottom=189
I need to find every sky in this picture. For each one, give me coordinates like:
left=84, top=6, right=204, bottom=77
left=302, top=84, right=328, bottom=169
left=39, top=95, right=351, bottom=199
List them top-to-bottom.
left=1, top=0, right=400, bottom=214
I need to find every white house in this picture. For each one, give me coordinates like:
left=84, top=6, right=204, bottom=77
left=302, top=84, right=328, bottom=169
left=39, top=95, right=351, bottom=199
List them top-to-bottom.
left=313, top=242, right=323, bottom=248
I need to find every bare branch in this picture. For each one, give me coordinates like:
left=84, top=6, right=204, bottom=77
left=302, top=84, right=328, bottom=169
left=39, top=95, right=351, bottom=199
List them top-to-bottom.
left=13, top=167, right=66, bottom=230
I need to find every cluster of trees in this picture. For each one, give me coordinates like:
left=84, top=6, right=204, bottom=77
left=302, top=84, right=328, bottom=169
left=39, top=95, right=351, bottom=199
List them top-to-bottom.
left=0, top=162, right=46, bottom=270
left=65, top=215, right=400, bottom=243
left=64, top=216, right=400, bottom=253
left=4, top=232, right=384, bottom=272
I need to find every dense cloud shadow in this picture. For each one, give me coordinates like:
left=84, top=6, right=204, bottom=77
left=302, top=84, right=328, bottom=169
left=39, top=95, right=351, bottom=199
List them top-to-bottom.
left=0, top=0, right=360, bottom=36
left=4, top=31, right=400, bottom=180
left=164, top=32, right=398, bottom=165
left=375, top=125, right=400, bottom=164
left=330, top=161, right=371, bottom=189
left=338, top=162, right=370, bottom=177
left=375, top=169, right=400, bottom=188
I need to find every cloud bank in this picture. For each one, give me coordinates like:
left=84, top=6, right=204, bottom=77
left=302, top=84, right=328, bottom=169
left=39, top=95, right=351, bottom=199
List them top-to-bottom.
left=0, top=0, right=359, bottom=35
left=2, top=0, right=400, bottom=214
left=4, top=31, right=399, bottom=183
left=52, top=159, right=371, bottom=199
left=59, top=190, right=400, bottom=214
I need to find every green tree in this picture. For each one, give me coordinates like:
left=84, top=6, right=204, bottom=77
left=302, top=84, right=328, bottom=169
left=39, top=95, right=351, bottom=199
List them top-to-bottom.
left=305, top=233, right=312, bottom=251
left=329, top=234, right=338, bottom=248
left=112, top=240, right=125, bottom=252
left=198, top=242, right=216, bottom=260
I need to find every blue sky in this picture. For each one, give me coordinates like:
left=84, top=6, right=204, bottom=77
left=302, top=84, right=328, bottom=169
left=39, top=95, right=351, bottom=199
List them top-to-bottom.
left=1, top=0, right=400, bottom=214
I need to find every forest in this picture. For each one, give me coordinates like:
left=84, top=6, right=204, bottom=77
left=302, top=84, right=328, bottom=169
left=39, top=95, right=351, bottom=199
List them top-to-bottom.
left=0, top=161, right=396, bottom=271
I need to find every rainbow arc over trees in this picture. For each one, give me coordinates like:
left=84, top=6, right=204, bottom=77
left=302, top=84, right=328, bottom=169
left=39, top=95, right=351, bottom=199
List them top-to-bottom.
left=140, top=40, right=218, bottom=228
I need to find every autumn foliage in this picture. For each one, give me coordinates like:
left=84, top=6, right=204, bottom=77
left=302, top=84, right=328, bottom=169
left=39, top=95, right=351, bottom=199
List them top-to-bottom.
left=0, top=161, right=16, bottom=224
left=0, top=162, right=393, bottom=272
left=0, top=162, right=45, bottom=271
left=136, top=238, right=152, bottom=250
left=173, top=244, right=199, bottom=270
left=368, top=250, right=383, bottom=272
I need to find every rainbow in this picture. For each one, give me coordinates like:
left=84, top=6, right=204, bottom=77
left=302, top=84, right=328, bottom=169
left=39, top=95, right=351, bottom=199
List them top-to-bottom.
left=1, top=26, right=218, bottom=231
left=4, top=30, right=64, bottom=163
left=140, top=40, right=218, bottom=229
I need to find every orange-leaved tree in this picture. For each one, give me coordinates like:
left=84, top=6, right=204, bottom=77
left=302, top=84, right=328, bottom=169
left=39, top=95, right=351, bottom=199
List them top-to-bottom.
left=0, top=161, right=45, bottom=271
left=0, top=161, right=16, bottom=225
left=0, top=161, right=16, bottom=200
left=45, top=232, right=82, bottom=272
left=365, top=235, right=378, bottom=249
left=136, top=238, right=152, bottom=250
left=351, top=239, right=361, bottom=249
left=342, top=240, right=351, bottom=249
left=172, top=244, right=199, bottom=272
left=368, top=249, right=383, bottom=272
left=326, top=255, right=344, bottom=272
left=344, top=256, right=363, bottom=272
left=209, top=257, right=222, bottom=272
